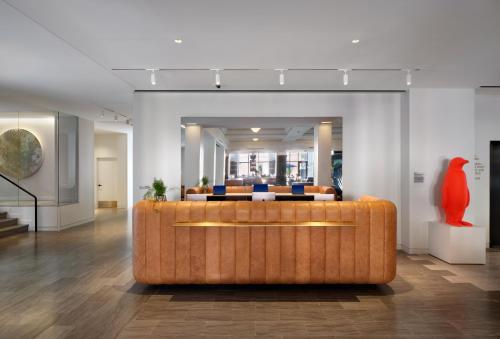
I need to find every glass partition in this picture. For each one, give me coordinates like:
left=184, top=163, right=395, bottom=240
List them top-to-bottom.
left=0, top=112, right=79, bottom=206
left=57, top=113, right=79, bottom=204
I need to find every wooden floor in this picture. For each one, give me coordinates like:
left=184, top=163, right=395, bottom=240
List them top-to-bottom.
left=1, top=209, right=500, bottom=339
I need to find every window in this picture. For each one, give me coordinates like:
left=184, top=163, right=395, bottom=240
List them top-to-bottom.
left=286, top=151, right=314, bottom=183
left=228, top=152, right=276, bottom=178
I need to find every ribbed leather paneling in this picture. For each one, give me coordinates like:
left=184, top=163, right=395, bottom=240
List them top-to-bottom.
left=133, top=200, right=397, bottom=284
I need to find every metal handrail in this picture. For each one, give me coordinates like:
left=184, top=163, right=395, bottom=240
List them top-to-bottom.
left=0, top=173, right=37, bottom=232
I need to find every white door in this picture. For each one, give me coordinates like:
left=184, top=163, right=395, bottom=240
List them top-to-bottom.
left=97, top=158, right=118, bottom=203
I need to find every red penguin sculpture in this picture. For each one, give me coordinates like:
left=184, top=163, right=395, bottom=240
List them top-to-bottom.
left=441, top=157, right=472, bottom=226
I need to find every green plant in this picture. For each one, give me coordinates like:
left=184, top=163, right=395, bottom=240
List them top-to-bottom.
left=200, top=175, right=209, bottom=187
left=143, top=178, right=167, bottom=200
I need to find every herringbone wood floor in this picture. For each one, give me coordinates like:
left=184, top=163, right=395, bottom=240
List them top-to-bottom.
left=0, top=209, right=499, bottom=338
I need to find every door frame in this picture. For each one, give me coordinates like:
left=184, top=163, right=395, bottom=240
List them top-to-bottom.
left=96, top=157, right=119, bottom=208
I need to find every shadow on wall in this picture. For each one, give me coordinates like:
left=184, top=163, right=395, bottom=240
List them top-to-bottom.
left=432, top=157, right=449, bottom=222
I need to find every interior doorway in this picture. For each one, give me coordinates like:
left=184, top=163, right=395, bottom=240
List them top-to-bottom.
left=491, top=141, right=500, bottom=247
left=97, top=157, right=118, bottom=208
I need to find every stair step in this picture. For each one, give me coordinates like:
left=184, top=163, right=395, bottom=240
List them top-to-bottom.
left=0, top=212, right=7, bottom=219
left=0, top=218, right=19, bottom=228
left=0, top=224, right=29, bottom=238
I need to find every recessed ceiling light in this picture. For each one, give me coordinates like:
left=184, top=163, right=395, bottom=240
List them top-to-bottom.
left=174, top=39, right=183, bottom=44
left=352, top=39, right=360, bottom=44
left=321, top=121, right=331, bottom=124
left=181, top=124, right=186, bottom=129
left=251, top=127, right=261, bottom=133
left=252, top=138, right=259, bottom=142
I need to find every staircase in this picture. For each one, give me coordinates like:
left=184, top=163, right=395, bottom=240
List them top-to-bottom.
left=0, top=211, right=29, bottom=238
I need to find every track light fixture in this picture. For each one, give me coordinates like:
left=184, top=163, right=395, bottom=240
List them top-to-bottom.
left=117, top=67, right=421, bottom=88
left=146, top=68, right=158, bottom=85
left=211, top=69, right=223, bottom=88
left=341, top=69, right=349, bottom=86
left=405, top=69, right=412, bottom=86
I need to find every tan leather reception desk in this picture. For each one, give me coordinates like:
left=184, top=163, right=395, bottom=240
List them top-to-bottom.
left=133, top=198, right=396, bottom=284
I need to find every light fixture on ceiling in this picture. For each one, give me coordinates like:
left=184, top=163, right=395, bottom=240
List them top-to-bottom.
left=174, top=39, right=183, bottom=44
left=351, top=39, right=360, bottom=44
left=146, top=68, right=158, bottom=85
left=211, top=69, right=222, bottom=88
left=275, top=69, right=286, bottom=86
left=341, top=69, right=349, bottom=86
left=405, top=69, right=412, bottom=86
left=100, top=111, right=105, bottom=119
left=114, top=115, right=118, bottom=122
left=321, top=121, right=331, bottom=124
left=181, top=124, right=186, bottom=129
left=251, top=127, right=261, bottom=133
left=252, top=138, right=259, bottom=142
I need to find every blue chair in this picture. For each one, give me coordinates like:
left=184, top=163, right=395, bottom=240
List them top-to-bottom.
left=253, top=184, right=269, bottom=192
left=292, top=184, right=305, bottom=195
left=213, top=185, right=226, bottom=195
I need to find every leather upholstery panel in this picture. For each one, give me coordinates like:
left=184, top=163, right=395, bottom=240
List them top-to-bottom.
left=133, top=200, right=397, bottom=284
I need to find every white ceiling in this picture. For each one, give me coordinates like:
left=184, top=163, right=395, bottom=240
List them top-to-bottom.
left=1, top=0, right=500, bottom=120
left=181, top=117, right=342, bottom=151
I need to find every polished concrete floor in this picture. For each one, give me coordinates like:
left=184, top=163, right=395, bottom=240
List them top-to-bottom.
left=0, top=209, right=499, bottom=339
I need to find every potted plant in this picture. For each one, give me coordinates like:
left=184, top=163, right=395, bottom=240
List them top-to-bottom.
left=200, top=175, right=209, bottom=193
left=143, top=178, right=167, bottom=201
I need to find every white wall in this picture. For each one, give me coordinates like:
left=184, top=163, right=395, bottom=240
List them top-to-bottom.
left=401, top=89, right=476, bottom=253
left=475, top=90, right=500, bottom=246
left=134, top=91, right=402, bottom=243
left=0, top=113, right=57, bottom=203
left=182, top=124, right=201, bottom=188
left=94, top=133, right=128, bottom=208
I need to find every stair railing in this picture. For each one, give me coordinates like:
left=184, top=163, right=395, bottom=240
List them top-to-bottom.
left=0, top=173, right=37, bottom=232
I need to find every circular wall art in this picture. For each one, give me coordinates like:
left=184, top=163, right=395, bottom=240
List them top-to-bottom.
left=0, top=128, right=44, bottom=179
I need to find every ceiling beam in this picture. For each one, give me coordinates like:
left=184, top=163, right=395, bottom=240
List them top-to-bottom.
left=283, top=126, right=313, bottom=142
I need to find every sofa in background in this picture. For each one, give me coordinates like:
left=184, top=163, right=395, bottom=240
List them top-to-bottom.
left=185, top=185, right=335, bottom=195
left=133, top=197, right=396, bottom=284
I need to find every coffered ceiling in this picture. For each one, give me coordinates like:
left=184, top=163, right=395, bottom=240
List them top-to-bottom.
left=1, top=0, right=500, bottom=119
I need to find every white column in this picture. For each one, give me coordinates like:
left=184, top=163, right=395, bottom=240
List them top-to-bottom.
left=133, top=95, right=182, bottom=202
left=314, top=123, right=333, bottom=186
left=184, top=124, right=202, bottom=188
left=202, top=130, right=216, bottom=185
left=214, top=143, right=225, bottom=185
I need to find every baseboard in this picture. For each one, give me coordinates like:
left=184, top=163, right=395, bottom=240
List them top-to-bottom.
left=29, top=217, right=95, bottom=231
left=60, top=217, right=95, bottom=230
left=33, top=225, right=59, bottom=231
left=400, top=244, right=428, bottom=254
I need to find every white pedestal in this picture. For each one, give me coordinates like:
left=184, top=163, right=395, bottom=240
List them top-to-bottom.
left=428, top=222, right=485, bottom=264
